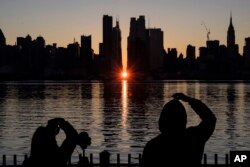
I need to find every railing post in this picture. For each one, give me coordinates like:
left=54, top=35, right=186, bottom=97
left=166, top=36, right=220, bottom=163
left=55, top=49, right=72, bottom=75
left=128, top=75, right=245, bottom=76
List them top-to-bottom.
left=100, top=150, right=110, bottom=167
left=90, top=153, right=93, bottom=166
left=24, top=154, right=28, bottom=161
left=78, top=154, right=82, bottom=167
left=117, top=154, right=120, bottom=167
left=128, top=154, right=131, bottom=167
left=139, top=154, right=142, bottom=166
left=203, top=154, right=207, bottom=167
left=214, top=154, right=218, bottom=166
left=225, top=154, right=229, bottom=166
left=3, top=155, right=6, bottom=167
left=13, top=155, right=17, bottom=167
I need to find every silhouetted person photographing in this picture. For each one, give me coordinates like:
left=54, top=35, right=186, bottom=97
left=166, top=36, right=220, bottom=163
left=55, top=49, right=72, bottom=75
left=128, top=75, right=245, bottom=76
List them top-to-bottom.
left=141, top=93, right=216, bottom=167
left=22, top=118, right=78, bottom=167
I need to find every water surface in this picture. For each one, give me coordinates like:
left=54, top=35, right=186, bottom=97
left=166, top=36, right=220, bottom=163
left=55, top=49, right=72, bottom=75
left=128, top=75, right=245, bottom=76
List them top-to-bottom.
left=0, top=80, right=250, bottom=164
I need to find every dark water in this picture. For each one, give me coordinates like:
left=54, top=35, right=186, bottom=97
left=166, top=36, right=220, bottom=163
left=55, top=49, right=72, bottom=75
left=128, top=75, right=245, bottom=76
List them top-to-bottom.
left=0, top=80, right=250, bottom=164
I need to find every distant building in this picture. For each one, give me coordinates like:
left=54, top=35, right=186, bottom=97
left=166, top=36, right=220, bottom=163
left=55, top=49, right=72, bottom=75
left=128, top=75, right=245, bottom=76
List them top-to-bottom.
left=227, top=13, right=239, bottom=58
left=101, top=15, right=122, bottom=76
left=102, top=15, right=113, bottom=72
left=127, top=16, right=147, bottom=73
left=127, top=16, right=164, bottom=75
left=112, top=21, right=122, bottom=71
left=147, top=28, right=164, bottom=72
left=0, top=29, right=6, bottom=46
left=16, top=35, right=33, bottom=68
left=81, top=35, right=93, bottom=62
left=35, top=36, right=45, bottom=48
left=243, top=37, right=250, bottom=70
left=207, top=40, right=220, bottom=60
left=67, top=41, right=80, bottom=58
left=186, top=45, right=196, bottom=62
left=186, top=45, right=196, bottom=71
left=164, top=48, right=178, bottom=72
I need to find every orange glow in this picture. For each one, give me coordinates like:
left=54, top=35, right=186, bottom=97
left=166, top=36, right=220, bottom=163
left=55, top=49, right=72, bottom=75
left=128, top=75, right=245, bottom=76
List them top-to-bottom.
left=122, top=71, right=128, bottom=79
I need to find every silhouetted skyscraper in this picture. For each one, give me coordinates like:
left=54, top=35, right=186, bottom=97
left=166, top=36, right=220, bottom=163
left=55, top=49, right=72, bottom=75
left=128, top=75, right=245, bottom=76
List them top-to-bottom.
left=227, top=13, right=239, bottom=58
left=227, top=13, right=235, bottom=49
left=101, top=15, right=123, bottom=76
left=102, top=15, right=113, bottom=71
left=127, top=16, right=147, bottom=74
left=128, top=16, right=165, bottom=75
left=112, top=20, right=122, bottom=71
left=147, top=28, right=164, bottom=72
left=0, top=29, right=6, bottom=46
left=16, top=35, right=33, bottom=68
left=81, top=35, right=93, bottom=62
left=243, top=37, right=250, bottom=70
left=207, top=40, right=220, bottom=60
left=67, top=41, right=80, bottom=58
left=186, top=45, right=196, bottom=61
left=186, top=45, right=196, bottom=71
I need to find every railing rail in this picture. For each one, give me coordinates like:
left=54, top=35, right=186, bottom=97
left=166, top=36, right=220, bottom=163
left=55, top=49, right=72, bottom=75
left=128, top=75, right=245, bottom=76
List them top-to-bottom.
left=1, top=152, right=230, bottom=167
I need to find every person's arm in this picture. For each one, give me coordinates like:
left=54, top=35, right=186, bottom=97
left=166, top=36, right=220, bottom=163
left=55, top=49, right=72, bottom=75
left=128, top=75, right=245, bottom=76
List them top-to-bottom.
left=173, top=93, right=216, bottom=141
left=58, top=119, right=78, bottom=162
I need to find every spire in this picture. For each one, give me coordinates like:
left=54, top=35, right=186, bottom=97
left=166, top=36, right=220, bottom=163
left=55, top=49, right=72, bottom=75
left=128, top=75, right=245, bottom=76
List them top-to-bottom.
left=230, top=10, right=233, bottom=26
left=227, top=11, right=235, bottom=48
left=228, top=11, right=234, bottom=31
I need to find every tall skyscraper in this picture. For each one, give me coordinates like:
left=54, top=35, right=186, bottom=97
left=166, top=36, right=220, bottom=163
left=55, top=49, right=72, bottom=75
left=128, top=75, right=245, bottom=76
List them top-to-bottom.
left=227, top=13, right=238, bottom=57
left=227, top=13, right=235, bottom=49
left=101, top=15, right=122, bottom=76
left=101, top=15, right=113, bottom=71
left=127, top=16, right=147, bottom=73
left=128, top=16, right=164, bottom=75
left=112, top=20, right=122, bottom=71
left=147, top=28, right=164, bottom=72
left=81, top=35, right=93, bottom=62
left=243, top=37, right=250, bottom=69
left=186, top=45, right=196, bottom=61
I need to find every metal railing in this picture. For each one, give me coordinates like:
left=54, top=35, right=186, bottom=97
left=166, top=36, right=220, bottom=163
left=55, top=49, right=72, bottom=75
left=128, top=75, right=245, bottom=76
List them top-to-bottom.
left=1, top=152, right=230, bottom=167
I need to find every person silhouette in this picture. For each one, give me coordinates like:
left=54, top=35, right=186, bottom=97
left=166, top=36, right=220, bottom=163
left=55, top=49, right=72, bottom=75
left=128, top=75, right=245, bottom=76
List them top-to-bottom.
left=141, top=93, right=216, bottom=167
left=22, top=118, right=78, bottom=167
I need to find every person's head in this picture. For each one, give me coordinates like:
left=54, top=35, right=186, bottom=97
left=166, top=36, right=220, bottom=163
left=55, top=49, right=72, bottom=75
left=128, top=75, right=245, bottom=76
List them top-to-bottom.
left=159, top=99, right=187, bottom=134
left=46, top=119, right=60, bottom=136
left=30, top=126, right=57, bottom=156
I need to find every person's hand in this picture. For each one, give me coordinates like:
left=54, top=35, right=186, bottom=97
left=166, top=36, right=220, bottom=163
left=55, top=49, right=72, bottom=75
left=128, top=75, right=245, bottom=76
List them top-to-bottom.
left=172, top=93, right=192, bottom=102
left=47, top=118, right=65, bottom=135
left=48, top=118, right=65, bottom=127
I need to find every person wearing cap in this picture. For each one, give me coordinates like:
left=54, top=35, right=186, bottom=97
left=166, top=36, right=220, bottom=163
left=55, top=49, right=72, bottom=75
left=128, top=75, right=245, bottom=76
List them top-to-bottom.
left=141, top=93, right=216, bottom=167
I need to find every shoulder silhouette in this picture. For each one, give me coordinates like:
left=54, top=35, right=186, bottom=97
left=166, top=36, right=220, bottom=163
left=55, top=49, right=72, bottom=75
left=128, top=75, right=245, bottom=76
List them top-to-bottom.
left=141, top=93, right=216, bottom=167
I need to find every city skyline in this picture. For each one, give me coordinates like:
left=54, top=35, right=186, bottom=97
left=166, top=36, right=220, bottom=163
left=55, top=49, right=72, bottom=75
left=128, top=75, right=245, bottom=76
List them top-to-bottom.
left=1, top=0, right=250, bottom=68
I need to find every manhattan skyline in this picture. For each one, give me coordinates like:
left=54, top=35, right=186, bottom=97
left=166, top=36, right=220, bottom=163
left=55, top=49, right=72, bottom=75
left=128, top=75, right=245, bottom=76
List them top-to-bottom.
left=1, top=0, right=250, bottom=67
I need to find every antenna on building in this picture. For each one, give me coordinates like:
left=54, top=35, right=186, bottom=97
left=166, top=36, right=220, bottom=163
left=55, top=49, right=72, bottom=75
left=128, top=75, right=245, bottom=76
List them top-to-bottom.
left=201, top=21, right=211, bottom=41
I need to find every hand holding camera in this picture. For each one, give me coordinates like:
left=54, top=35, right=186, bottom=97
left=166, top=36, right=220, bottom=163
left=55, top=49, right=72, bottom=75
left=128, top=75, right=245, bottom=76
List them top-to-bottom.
left=172, top=93, right=193, bottom=102
left=77, top=132, right=91, bottom=150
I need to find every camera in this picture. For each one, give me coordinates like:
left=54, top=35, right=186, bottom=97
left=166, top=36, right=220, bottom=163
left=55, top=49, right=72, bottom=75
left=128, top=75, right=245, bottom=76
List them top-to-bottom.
left=77, top=132, right=91, bottom=150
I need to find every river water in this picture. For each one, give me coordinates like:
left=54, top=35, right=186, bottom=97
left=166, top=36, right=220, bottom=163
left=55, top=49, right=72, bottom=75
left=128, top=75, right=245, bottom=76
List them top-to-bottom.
left=0, top=80, right=250, bottom=164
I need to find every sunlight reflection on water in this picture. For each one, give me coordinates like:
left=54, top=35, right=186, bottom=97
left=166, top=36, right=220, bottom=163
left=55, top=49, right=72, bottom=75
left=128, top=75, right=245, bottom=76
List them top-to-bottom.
left=0, top=80, right=250, bottom=164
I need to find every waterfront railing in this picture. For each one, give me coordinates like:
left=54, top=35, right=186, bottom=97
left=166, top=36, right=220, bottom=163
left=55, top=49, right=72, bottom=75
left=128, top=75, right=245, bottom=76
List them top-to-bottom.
left=1, top=151, right=230, bottom=167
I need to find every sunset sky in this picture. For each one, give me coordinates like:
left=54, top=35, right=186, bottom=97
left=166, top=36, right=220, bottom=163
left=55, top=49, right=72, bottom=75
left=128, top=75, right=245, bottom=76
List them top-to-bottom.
left=1, top=0, right=250, bottom=67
